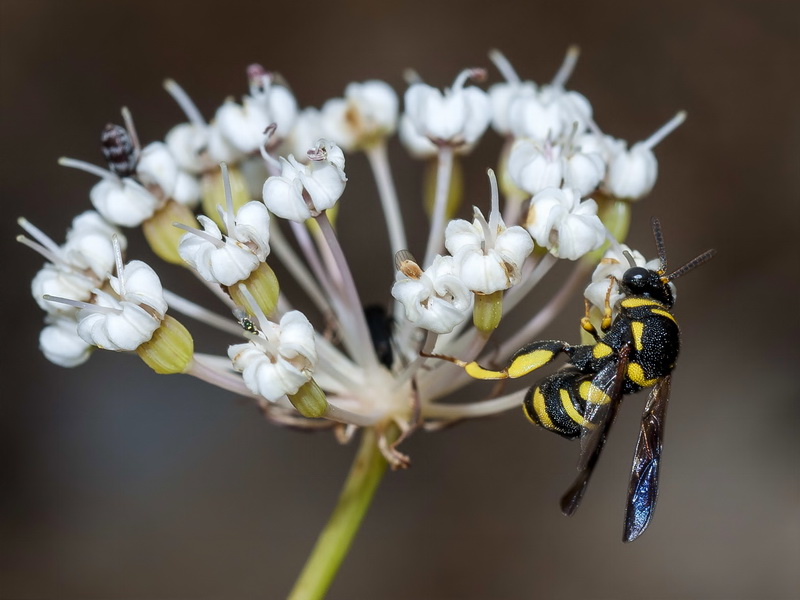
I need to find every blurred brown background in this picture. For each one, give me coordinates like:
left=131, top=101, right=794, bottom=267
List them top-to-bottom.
left=1, top=1, right=798, bottom=598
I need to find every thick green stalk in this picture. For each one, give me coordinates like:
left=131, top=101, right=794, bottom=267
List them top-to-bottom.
left=287, top=428, right=387, bottom=600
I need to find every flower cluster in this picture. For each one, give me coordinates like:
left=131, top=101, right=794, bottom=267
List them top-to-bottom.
left=21, top=49, right=686, bottom=465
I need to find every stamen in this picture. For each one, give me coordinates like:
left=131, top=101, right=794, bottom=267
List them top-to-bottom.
left=551, top=45, right=580, bottom=89
left=488, top=49, right=520, bottom=84
left=403, top=68, right=423, bottom=85
left=452, top=68, right=486, bottom=91
left=163, top=79, right=207, bottom=127
left=120, top=106, right=142, bottom=159
left=641, top=111, right=686, bottom=150
left=257, top=123, right=282, bottom=170
left=58, top=157, right=116, bottom=180
left=219, top=162, right=236, bottom=235
left=486, top=168, right=502, bottom=237
left=17, top=217, right=61, bottom=256
left=173, top=222, right=226, bottom=249
left=16, top=234, right=62, bottom=266
left=112, top=235, right=125, bottom=294
left=394, top=250, right=422, bottom=279
left=622, top=250, right=637, bottom=269
left=43, top=294, right=121, bottom=315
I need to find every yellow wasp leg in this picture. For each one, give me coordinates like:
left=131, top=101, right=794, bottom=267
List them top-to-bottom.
left=581, top=277, right=617, bottom=337
left=423, top=340, right=568, bottom=381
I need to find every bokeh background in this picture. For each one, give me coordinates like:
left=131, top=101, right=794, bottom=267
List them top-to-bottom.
left=1, top=1, right=798, bottom=598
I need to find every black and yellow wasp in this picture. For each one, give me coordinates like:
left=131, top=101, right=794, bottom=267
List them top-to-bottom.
left=435, top=218, right=715, bottom=542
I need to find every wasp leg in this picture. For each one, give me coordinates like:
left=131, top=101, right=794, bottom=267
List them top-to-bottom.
left=581, top=277, right=617, bottom=338
left=426, top=340, right=572, bottom=381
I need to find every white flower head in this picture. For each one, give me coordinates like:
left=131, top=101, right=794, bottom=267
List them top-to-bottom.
left=215, top=64, right=298, bottom=154
left=403, top=68, right=491, bottom=150
left=163, top=78, right=244, bottom=169
left=322, top=80, right=398, bottom=151
left=281, top=107, right=325, bottom=163
left=603, top=111, right=686, bottom=200
left=508, top=138, right=565, bottom=195
left=262, top=139, right=347, bottom=222
left=136, top=142, right=179, bottom=197
left=60, top=152, right=159, bottom=228
left=445, top=170, right=533, bottom=294
left=89, top=176, right=159, bottom=227
left=525, top=187, right=605, bottom=260
left=178, top=205, right=270, bottom=286
left=63, top=211, right=127, bottom=280
left=21, top=212, right=126, bottom=316
left=584, top=244, right=675, bottom=317
left=391, top=254, right=474, bottom=334
left=76, top=258, right=167, bottom=352
left=228, top=309, right=317, bottom=403
left=40, top=316, right=93, bottom=367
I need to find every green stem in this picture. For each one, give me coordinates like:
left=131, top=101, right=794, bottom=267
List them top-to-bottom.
left=287, top=428, right=387, bottom=600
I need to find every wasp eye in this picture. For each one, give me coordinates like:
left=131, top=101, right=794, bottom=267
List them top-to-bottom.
left=622, top=266, right=649, bottom=289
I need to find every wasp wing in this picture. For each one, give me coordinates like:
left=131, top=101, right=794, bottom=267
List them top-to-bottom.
left=560, top=344, right=630, bottom=516
left=623, top=374, right=671, bottom=542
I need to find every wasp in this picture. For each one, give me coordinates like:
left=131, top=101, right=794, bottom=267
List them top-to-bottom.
left=433, top=218, right=715, bottom=541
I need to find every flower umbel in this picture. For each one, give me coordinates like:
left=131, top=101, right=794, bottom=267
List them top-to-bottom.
left=21, top=48, right=693, bottom=599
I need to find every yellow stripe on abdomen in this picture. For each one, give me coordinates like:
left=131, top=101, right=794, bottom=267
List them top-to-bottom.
left=559, top=388, right=585, bottom=426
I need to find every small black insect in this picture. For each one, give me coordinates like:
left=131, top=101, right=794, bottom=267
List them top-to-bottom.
left=100, top=123, right=138, bottom=177
left=364, top=304, right=395, bottom=369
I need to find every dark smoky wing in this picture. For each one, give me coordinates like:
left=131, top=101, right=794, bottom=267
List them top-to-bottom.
left=577, top=344, right=630, bottom=471
left=560, top=345, right=630, bottom=517
left=623, top=374, right=671, bottom=542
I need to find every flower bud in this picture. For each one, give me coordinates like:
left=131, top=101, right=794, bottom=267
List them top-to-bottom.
left=142, top=199, right=199, bottom=265
left=136, top=314, right=194, bottom=374
left=287, top=379, right=328, bottom=418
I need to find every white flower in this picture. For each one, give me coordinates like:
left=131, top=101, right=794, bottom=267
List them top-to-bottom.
left=215, top=64, right=298, bottom=153
left=403, top=69, right=491, bottom=149
left=322, top=80, right=398, bottom=151
left=488, top=80, right=537, bottom=136
left=507, top=85, right=592, bottom=142
left=282, top=107, right=325, bottom=163
left=603, top=111, right=686, bottom=200
left=398, top=113, right=437, bottom=158
left=508, top=139, right=564, bottom=195
left=262, top=140, right=347, bottom=222
left=136, top=141, right=202, bottom=208
left=137, top=142, right=179, bottom=196
left=604, top=143, right=658, bottom=199
left=562, top=145, right=605, bottom=195
left=445, top=171, right=533, bottom=294
left=89, top=176, right=159, bottom=227
left=525, top=187, right=605, bottom=260
left=178, top=201, right=270, bottom=286
left=63, top=211, right=126, bottom=280
left=23, top=212, right=126, bottom=316
left=585, top=245, right=672, bottom=313
left=391, top=255, right=474, bottom=334
left=76, top=259, right=166, bottom=351
left=32, top=264, right=95, bottom=316
left=228, top=310, right=317, bottom=402
left=40, top=316, right=93, bottom=367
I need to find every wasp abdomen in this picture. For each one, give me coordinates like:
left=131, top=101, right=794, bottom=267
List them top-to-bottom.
left=523, top=368, right=590, bottom=439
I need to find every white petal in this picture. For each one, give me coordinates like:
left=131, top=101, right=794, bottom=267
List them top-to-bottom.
left=89, top=178, right=158, bottom=227
left=40, top=318, right=93, bottom=367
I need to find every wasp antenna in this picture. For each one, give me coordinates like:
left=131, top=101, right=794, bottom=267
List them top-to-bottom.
left=651, top=217, right=668, bottom=274
left=666, top=249, right=716, bottom=281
